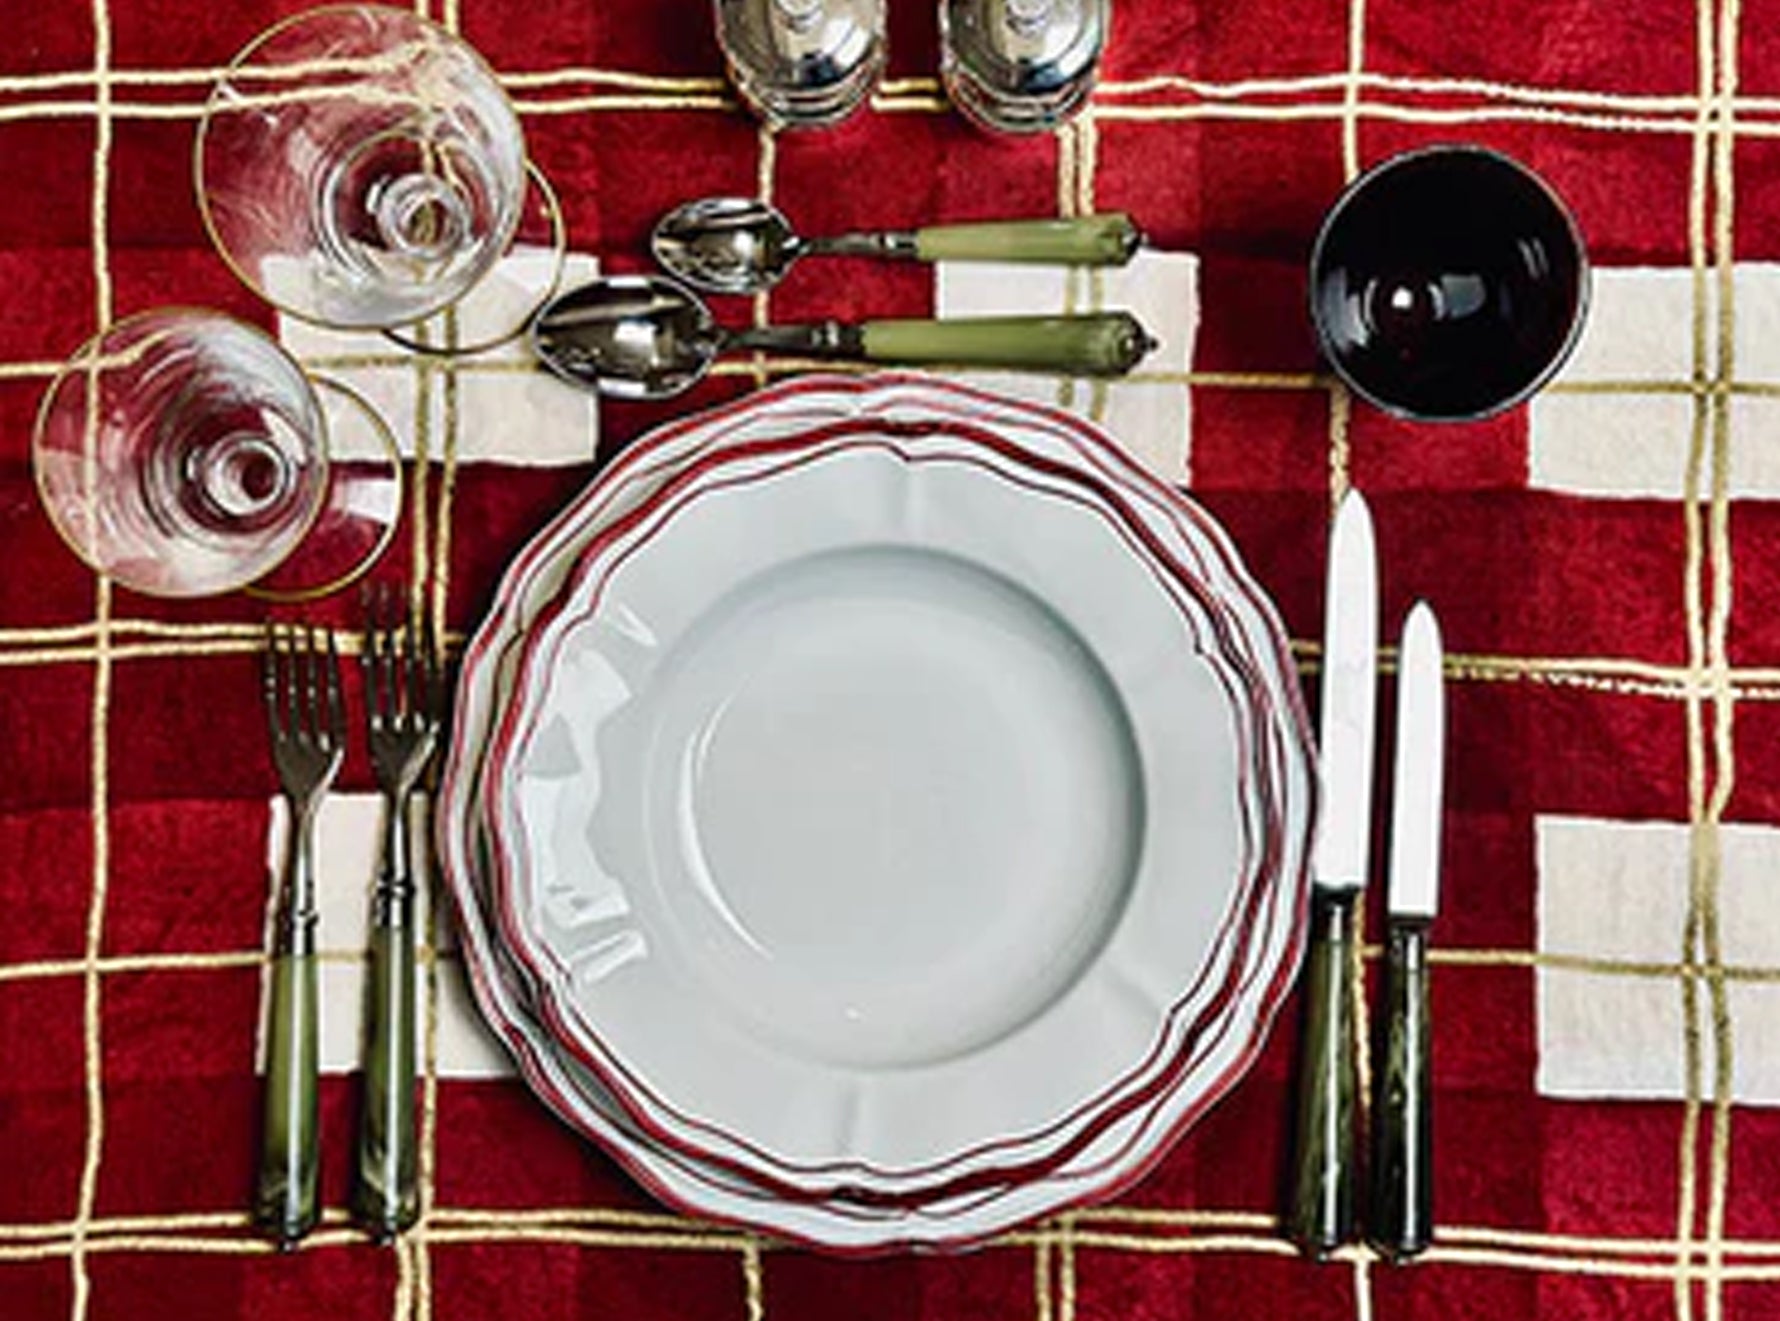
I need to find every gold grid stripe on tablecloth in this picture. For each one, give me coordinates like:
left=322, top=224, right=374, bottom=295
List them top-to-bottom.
left=67, top=0, right=115, bottom=1314
left=1677, top=1, right=1720, bottom=1316
left=409, top=2, right=445, bottom=1311
left=1702, top=8, right=1745, bottom=1319
left=11, top=67, right=1780, bottom=120
left=21, top=940, right=1780, bottom=991
left=25, top=1209, right=1780, bottom=1283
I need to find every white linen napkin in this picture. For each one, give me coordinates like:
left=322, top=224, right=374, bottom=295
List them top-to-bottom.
left=278, top=246, right=602, bottom=468
left=1529, top=265, right=1780, bottom=499
left=1537, top=814, right=1780, bottom=1104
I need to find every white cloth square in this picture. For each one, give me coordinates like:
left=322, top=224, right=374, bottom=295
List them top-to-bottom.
left=278, top=246, right=601, bottom=468
left=935, top=250, right=1198, bottom=483
left=1529, top=264, right=1780, bottom=498
left=263, top=793, right=514, bottom=1079
left=1537, top=815, right=1780, bottom=1104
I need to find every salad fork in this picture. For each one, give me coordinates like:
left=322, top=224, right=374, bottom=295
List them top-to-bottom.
left=353, top=585, right=444, bottom=1239
left=257, top=622, right=345, bottom=1247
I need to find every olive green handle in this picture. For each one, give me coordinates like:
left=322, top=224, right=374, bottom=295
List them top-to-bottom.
left=912, top=214, right=1142, bottom=265
left=859, top=312, right=1155, bottom=376
left=353, top=797, right=420, bottom=1239
left=1286, top=886, right=1360, bottom=1258
left=353, top=914, right=417, bottom=1237
left=1368, top=919, right=1433, bottom=1261
left=254, top=946, right=320, bottom=1247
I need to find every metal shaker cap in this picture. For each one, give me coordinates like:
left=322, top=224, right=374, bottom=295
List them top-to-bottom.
left=715, top=0, right=887, bottom=127
left=941, top=0, right=1108, bottom=132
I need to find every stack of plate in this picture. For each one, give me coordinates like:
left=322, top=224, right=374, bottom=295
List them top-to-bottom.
left=437, top=374, right=1316, bottom=1252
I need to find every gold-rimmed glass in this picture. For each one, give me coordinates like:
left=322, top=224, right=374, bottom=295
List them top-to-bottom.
left=195, top=4, right=563, bottom=354
left=32, top=308, right=402, bottom=600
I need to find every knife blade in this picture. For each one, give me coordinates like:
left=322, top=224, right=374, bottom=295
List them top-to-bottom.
left=1287, top=489, right=1378, bottom=1257
left=1367, top=601, right=1445, bottom=1260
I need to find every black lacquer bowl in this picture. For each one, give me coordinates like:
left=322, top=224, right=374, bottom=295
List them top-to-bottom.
left=1309, top=145, right=1588, bottom=421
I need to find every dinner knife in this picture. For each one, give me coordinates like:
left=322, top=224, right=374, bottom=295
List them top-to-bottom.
left=1287, top=489, right=1378, bottom=1257
left=1367, top=601, right=1445, bottom=1260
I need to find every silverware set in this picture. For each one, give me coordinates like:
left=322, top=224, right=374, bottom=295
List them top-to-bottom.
left=1287, top=492, right=1447, bottom=1262
left=255, top=589, right=444, bottom=1247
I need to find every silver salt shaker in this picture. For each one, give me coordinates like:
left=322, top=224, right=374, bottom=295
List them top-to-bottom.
left=715, top=0, right=888, bottom=128
left=940, top=0, right=1109, bottom=134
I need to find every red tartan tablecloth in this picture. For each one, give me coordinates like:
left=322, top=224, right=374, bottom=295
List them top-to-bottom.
left=5, top=1, right=1779, bottom=1318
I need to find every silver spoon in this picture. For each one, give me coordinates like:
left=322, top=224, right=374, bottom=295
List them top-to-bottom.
left=651, top=197, right=1144, bottom=295
left=530, top=274, right=1156, bottom=400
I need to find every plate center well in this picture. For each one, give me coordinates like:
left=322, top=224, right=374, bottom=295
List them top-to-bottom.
left=638, top=545, right=1143, bottom=1069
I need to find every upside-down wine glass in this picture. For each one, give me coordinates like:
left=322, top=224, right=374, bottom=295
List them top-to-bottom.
left=195, top=4, right=564, bottom=356
left=32, top=307, right=402, bottom=600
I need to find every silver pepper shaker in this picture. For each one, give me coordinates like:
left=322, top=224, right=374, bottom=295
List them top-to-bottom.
left=715, top=0, right=888, bottom=128
left=940, top=0, right=1109, bottom=134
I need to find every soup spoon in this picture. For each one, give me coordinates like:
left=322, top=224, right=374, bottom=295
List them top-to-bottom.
left=652, top=197, right=1143, bottom=295
left=530, top=274, right=1156, bottom=400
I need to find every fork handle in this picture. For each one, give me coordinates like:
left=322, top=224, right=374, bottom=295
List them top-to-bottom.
left=354, top=795, right=419, bottom=1238
left=255, top=935, right=320, bottom=1246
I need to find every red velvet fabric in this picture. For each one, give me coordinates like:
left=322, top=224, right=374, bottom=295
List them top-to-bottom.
left=1, top=1, right=1772, bottom=1318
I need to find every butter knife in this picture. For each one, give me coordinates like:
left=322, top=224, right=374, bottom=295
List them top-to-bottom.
left=1287, top=490, right=1379, bottom=1257
left=1367, top=601, right=1445, bottom=1260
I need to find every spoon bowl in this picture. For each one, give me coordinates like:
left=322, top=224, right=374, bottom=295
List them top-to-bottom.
left=1309, top=146, right=1588, bottom=421
left=652, top=198, right=805, bottom=295
left=531, top=276, right=722, bottom=400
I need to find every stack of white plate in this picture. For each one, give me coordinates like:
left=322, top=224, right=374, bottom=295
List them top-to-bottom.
left=437, top=374, right=1316, bottom=1252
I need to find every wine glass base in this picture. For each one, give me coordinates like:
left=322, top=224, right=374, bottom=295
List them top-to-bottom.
left=382, top=160, right=566, bottom=359
left=247, top=376, right=404, bottom=603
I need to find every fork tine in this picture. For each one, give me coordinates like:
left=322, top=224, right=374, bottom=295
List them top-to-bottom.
left=377, top=583, right=399, bottom=725
left=357, top=585, right=377, bottom=731
left=361, top=586, right=383, bottom=730
left=386, top=588, right=402, bottom=725
left=388, top=597, right=405, bottom=730
left=405, top=599, right=427, bottom=729
left=422, top=603, right=443, bottom=718
left=262, top=622, right=284, bottom=740
left=281, top=623, right=301, bottom=739
left=292, top=624, right=312, bottom=739
left=306, top=625, right=327, bottom=741
left=324, top=628, right=344, bottom=748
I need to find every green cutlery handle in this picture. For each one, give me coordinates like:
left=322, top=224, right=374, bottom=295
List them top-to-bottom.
left=911, top=214, right=1142, bottom=265
left=858, top=312, right=1155, bottom=376
left=354, top=799, right=419, bottom=1239
left=1287, top=886, right=1360, bottom=1258
left=1368, top=919, right=1434, bottom=1261
left=255, top=942, right=320, bottom=1247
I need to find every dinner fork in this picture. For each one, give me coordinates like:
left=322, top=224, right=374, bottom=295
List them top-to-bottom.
left=353, top=585, right=444, bottom=1239
left=256, top=623, right=345, bottom=1247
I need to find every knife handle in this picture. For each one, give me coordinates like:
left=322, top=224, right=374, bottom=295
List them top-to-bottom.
left=353, top=798, right=419, bottom=1239
left=1286, top=886, right=1360, bottom=1257
left=1367, top=919, right=1433, bottom=1260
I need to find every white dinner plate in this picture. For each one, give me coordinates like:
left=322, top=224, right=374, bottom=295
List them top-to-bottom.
left=436, top=375, right=1313, bottom=1247
left=482, top=423, right=1266, bottom=1186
